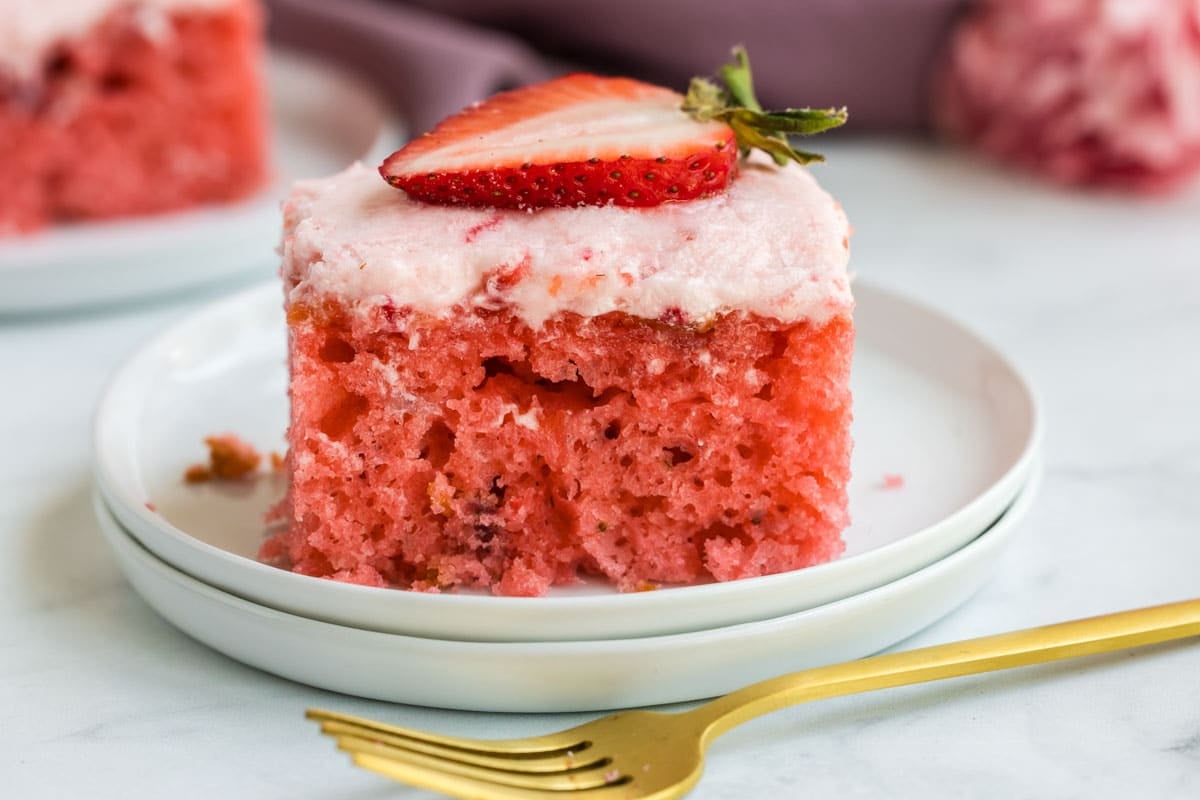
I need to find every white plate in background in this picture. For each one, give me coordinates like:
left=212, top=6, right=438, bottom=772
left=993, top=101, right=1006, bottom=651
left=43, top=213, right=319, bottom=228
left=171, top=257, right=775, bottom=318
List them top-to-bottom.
left=0, top=49, right=403, bottom=314
left=94, top=281, right=1041, bottom=641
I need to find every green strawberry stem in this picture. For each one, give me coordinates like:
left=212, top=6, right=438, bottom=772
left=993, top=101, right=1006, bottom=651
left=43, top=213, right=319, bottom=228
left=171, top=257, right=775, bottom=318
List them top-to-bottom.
left=683, top=46, right=847, bottom=166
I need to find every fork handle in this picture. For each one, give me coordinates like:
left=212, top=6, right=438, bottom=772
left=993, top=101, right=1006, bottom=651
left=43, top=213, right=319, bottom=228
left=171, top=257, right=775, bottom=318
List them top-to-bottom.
left=690, top=597, right=1200, bottom=743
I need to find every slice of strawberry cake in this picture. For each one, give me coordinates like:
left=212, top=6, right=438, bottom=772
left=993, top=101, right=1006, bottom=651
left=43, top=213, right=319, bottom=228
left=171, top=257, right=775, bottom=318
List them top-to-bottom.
left=0, top=0, right=266, bottom=234
left=264, top=49, right=854, bottom=596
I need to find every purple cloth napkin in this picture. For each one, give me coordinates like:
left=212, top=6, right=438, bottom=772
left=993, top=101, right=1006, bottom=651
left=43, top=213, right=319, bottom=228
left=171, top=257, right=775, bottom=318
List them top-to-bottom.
left=266, top=0, right=968, bottom=136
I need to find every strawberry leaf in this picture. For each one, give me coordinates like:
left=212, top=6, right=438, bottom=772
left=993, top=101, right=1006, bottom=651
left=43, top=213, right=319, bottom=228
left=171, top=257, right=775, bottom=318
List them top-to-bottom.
left=683, top=45, right=846, bottom=167
left=718, top=46, right=763, bottom=113
left=683, top=78, right=727, bottom=122
left=734, top=107, right=849, bottom=135
left=730, top=119, right=825, bottom=166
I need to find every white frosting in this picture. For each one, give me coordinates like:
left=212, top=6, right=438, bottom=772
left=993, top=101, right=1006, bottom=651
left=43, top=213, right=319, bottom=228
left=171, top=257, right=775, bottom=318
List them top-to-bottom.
left=0, top=0, right=235, bottom=76
left=282, top=157, right=852, bottom=328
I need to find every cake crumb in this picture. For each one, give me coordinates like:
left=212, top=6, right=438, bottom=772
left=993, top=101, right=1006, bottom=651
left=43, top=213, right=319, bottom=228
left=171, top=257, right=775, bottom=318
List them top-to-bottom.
left=184, top=434, right=262, bottom=483
left=269, top=451, right=286, bottom=472
left=184, top=463, right=213, bottom=483
left=881, top=473, right=905, bottom=490
left=144, top=501, right=157, bottom=513
left=604, top=769, right=621, bottom=784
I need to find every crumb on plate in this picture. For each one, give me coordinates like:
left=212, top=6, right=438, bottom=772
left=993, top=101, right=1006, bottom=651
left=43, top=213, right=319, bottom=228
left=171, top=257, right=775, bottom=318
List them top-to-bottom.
left=184, top=434, right=262, bottom=483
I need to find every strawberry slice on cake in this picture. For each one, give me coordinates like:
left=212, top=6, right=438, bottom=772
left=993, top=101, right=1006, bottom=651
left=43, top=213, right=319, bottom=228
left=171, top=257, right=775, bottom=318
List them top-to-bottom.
left=381, top=47, right=845, bottom=209
left=266, top=48, right=854, bottom=596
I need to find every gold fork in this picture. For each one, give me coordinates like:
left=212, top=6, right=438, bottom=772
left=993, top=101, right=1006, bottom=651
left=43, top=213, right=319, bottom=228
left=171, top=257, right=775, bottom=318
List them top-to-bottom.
left=309, top=597, right=1200, bottom=799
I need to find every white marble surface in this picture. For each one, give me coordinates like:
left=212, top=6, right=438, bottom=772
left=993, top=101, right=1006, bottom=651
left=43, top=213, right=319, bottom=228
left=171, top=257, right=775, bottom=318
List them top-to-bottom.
left=2, top=140, right=1199, bottom=798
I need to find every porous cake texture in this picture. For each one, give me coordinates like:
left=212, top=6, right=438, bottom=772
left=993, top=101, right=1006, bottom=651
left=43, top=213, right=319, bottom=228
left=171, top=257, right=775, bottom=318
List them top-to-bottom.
left=0, top=0, right=266, bottom=233
left=265, top=159, right=854, bottom=596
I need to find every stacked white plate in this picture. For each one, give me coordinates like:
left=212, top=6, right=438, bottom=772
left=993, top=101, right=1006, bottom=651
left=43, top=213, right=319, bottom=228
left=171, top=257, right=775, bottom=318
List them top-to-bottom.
left=93, top=282, right=1042, bottom=712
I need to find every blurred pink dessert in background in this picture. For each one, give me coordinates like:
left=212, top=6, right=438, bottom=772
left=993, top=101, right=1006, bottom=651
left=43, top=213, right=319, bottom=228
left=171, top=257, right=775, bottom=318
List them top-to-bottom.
left=0, top=0, right=267, bottom=234
left=935, top=0, right=1200, bottom=193
left=263, top=56, right=854, bottom=596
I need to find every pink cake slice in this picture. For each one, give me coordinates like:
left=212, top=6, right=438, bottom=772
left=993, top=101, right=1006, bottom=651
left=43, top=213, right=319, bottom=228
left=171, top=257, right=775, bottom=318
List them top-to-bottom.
left=0, top=0, right=266, bottom=234
left=265, top=157, right=854, bottom=596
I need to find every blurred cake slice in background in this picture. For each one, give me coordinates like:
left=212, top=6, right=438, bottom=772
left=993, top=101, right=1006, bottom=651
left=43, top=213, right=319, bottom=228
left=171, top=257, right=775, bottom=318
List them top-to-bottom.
left=0, top=0, right=267, bottom=234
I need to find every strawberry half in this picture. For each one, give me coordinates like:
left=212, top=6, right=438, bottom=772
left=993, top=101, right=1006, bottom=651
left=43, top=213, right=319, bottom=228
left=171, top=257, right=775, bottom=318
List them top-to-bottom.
left=380, top=47, right=847, bottom=211
left=381, top=74, right=736, bottom=210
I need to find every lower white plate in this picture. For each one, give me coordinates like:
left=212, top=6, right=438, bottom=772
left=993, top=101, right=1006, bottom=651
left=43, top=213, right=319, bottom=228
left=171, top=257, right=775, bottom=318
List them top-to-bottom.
left=0, top=49, right=403, bottom=314
left=94, top=281, right=1041, bottom=642
left=94, top=470, right=1040, bottom=712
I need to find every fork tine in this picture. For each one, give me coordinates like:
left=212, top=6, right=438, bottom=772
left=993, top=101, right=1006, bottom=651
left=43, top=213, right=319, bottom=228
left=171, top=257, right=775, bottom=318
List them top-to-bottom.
left=307, top=708, right=585, bottom=755
left=319, top=720, right=607, bottom=773
left=338, top=734, right=627, bottom=792
left=352, top=750, right=547, bottom=800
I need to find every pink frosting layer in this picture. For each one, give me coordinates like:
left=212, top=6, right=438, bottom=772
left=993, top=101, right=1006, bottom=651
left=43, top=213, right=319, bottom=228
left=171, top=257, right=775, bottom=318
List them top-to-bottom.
left=282, top=155, right=852, bottom=328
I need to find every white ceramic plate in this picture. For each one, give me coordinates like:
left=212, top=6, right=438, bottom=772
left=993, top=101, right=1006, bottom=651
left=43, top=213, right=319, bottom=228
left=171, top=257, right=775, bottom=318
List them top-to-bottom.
left=0, top=49, right=403, bottom=314
left=94, top=281, right=1041, bottom=641
left=94, top=470, right=1040, bottom=712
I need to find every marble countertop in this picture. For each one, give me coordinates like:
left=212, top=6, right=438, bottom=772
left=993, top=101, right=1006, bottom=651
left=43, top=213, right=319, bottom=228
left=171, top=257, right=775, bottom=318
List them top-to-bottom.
left=2, top=139, right=1198, bottom=798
